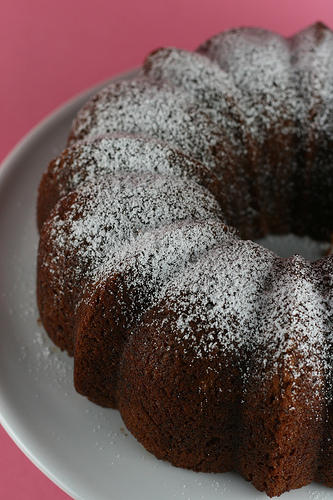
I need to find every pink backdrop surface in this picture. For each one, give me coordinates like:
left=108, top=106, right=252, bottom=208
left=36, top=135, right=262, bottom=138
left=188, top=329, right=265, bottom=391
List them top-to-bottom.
left=1, top=1, right=333, bottom=498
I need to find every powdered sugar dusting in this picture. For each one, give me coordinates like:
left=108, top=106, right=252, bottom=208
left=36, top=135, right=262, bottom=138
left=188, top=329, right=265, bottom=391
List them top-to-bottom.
left=291, top=23, right=333, bottom=137
left=197, top=27, right=297, bottom=138
left=139, top=48, right=248, bottom=153
left=68, top=77, right=233, bottom=176
left=40, top=133, right=220, bottom=226
left=39, top=172, right=225, bottom=328
left=87, top=219, right=238, bottom=316
left=150, top=239, right=277, bottom=360
left=143, top=241, right=329, bottom=411
left=255, top=256, right=327, bottom=393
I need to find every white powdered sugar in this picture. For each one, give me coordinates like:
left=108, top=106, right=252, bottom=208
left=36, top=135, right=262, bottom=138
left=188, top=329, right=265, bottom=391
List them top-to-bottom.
left=196, top=23, right=333, bottom=162
left=291, top=23, right=333, bottom=137
left=197, top=24, right=333, bottom=236
left=197, top=27, right=298, bottom=138
left=139, top=48, right=249, bottom=153
left=139, top=48, right=262, bottom=234
left=68, top=77, right=234, bottom=176
left=49, top=133, right=218, bottom=201
left=41, top=172, right=225, bottom=315
left=87, top=219, right=238, bottom=315
left=149, top=239, right=277, bottom=360
left=144, top=241, right=330, bottom=411
left=254, top=256, right=327, bottom=387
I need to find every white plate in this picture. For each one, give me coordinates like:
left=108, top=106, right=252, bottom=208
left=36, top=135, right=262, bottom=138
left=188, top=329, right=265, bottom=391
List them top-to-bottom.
left=0, top=73, right=332, bottom=500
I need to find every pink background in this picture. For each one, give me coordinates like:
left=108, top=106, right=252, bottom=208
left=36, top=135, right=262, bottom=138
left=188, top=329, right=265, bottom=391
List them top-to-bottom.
left=1, top=1, right=333, bottom=498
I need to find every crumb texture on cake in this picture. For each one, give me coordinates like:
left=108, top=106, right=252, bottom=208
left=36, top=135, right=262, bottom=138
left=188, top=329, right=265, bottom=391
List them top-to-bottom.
left=37, top=22, right=333, bottom=497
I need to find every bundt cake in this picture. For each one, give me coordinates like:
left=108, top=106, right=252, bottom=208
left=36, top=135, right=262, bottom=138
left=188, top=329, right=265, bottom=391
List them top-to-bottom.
left=37, top=22, right=333, bottom=497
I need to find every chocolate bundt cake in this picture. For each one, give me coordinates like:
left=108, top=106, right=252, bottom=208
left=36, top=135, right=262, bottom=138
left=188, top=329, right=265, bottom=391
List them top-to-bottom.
left=37, top=22, right=333, bottom=497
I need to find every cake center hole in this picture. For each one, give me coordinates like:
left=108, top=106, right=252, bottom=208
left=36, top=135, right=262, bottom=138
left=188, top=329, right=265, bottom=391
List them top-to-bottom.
left=255, top=234, right=332, bottom=261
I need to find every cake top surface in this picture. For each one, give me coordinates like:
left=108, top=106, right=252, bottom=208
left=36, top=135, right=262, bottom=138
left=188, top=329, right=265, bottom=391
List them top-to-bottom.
left=140, top=48, right=248, bottom=148
left=68, top=77, right=237, bottom=175
left=51, top=133, right=218, bottom=199
left=41, top=172, right=225, bottom=296
left=145, top=240, right=329, bottom=404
